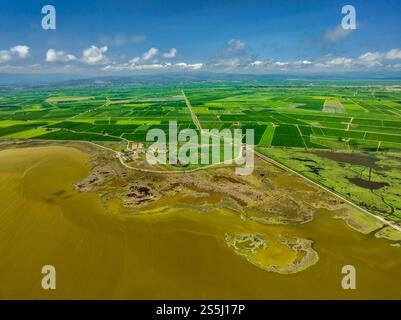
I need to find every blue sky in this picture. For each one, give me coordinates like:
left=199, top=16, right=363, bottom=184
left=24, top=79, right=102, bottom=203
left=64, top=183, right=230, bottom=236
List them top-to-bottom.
left=0, top=0, right=401, bottom=74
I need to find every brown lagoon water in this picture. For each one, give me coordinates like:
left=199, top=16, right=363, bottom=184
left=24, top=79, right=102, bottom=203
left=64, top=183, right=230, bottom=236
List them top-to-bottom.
left=1, top=146, right=401, bottom=299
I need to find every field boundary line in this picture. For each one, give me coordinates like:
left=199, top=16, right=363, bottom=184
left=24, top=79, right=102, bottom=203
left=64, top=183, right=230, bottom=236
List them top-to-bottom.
left=181, top=89, right=202, bottom=131
left=295, top=125, right=308, bottom=150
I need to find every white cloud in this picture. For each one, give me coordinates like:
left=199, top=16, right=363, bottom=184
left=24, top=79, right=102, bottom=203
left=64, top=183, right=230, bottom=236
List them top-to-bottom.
left=324, top=25, right=353, bottom=42
left=215, top=39, right=247, bottom=62
left=227, top=39, right=246, bottom=52
left=6, top=40, right=401, bottom=74
left=0, top=45, right=30, bottom=63
left=10, top=45, right=30, bottom=58
left=82, top=45, right=108, bottom=65
left=102, top=45, right=201, bottom=71
left=205, top=46, right=401, bottom=73
left=127, top=47, right=174, bottom=66
left=142, top=47, right=159, bottom=60
left=128, top=48, right=159, bottom=65
left=163, top=48, right=178, bottom=58
left=46, top=49, right=77, bottom=62
left=310, top=49, right=401, bottom=70
left=385, top=49, right=401, bottom=60
left=0, top=50, right=12, bottom=63
left=321, top=50, right=401, bottom=69
left=357, top=52, right=383, bottom=67
left=358, top=52, right=382, bottom=62
left=130, top=56, right=141, bottom=64
left=326, top=57, right=353, bottom=66
left=214, top=58, right=243, bottom=68
left=245, top=59, right=315, bottom=71
left=249, top=60, right=264, bottom=66
left=296, top=60, right=312, bottom=65
left=103, top=61, right=203, bottom=72
left=175, top=62, right=203, bottom=70
left=132, top=63, right=165, bottom=70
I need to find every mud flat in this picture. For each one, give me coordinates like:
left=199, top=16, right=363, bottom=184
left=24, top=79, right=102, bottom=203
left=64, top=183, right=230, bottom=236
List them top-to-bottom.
left=74, top=143, right=350, bottom=228
left=334, top=208, right=384, bottom=234
left=375, top=227, right=401, bottom=245
left=225, top=233, right=319, bottom=274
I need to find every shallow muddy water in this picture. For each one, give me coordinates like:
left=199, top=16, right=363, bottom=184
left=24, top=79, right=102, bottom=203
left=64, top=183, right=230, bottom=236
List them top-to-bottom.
left=0, top=146, right=401, bottom=299
left=315, top=151, right=383, bottom=169
left=347, top=177, right=389, bottom=190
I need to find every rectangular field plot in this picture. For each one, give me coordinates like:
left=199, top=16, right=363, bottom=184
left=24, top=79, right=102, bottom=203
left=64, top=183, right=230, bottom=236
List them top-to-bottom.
left=0, top=123, right=47, bottom=137
left=271, top=124, right=306, bottom=148
left=258, top=125, right=275, bottom=146
left=34, top=130, right=121, bottom=142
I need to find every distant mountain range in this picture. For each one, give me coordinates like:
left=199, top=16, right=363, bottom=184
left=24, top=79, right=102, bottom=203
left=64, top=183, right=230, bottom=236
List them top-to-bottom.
left=0, top=72, right=400, bottom=87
